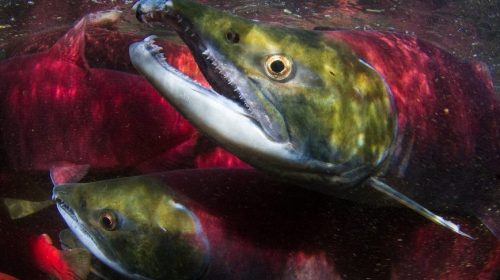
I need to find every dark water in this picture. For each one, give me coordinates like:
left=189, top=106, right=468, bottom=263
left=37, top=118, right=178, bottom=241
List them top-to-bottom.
left=0, top=0, right=498, bottom=279
left=1, top=0, right=499, bottom=87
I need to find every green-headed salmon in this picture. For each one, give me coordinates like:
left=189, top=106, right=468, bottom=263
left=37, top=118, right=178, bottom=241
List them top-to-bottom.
left=130, top=0, right=499, bottom=238
left=3, top=167, right=499, bottom=279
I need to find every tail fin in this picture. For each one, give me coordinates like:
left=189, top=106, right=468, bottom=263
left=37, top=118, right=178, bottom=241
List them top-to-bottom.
left=2, top=198, right=54, bottom=219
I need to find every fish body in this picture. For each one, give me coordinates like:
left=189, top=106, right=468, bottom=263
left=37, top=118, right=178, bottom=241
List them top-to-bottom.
left=131, top=0, right=499, bottom=237
left=0, top=9, right=243, bottom=173
left=325, top=31, right=499, bottom=211
left=52, top=168, right=346, bottom=280
left=2, top=169, right=499, bottom=279
left=53, top=173, right=210, bottom=280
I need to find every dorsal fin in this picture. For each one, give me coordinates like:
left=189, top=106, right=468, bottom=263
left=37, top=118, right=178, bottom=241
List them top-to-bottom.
left=48, top=9, right=122, bottom=69
left=48, top=16, right=90, bottom=69
left=50, top=162, right=89, bottom=186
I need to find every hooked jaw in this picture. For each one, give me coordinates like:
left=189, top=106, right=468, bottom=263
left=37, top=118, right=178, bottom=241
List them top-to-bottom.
left=131, top=0, right=371, bottom=187
left=131, top=0, right=476, bottom=238
left=134, top=0, right=289, bottom=142
left=129, top=37, right=371, bottom=188
left=130, top=37, right=305, bottom=169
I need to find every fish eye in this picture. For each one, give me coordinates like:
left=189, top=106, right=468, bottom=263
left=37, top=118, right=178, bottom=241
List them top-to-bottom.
left=225, top=30, right=239, bottom=43
left=264, top=54, right=293, bottom=81
left=99, top=210, right=117, bottom=231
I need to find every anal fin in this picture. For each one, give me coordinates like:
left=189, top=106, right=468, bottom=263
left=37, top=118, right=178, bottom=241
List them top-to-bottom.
left=368, top=177, right=474, bottom=239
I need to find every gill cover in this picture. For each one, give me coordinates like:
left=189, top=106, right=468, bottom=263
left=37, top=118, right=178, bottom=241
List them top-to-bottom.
left=130, top=0, right=477, bottom=239
left=131, top=0, right=397, bottom=191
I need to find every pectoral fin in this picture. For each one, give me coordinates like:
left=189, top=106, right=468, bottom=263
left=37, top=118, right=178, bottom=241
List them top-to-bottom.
left=368, top=177, right=473, bottom=239
left=2, top=198, right=54, bottom=219
left=59, top=229, right=84, bottom=250
left=61, top=248, right=92, bottom=280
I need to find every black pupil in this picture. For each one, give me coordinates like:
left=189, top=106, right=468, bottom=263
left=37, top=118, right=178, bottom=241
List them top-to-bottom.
left=226, top=31, right=239, bottom=43
left=270, top=60, right=285, bottom=73
left=101, top=215, right=113, bottom=229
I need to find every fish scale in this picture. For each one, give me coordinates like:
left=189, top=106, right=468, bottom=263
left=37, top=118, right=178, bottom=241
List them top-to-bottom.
left=130, top=0, right=499, bottom=239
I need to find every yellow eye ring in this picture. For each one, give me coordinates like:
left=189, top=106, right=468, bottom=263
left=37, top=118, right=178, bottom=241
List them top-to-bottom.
left=264, top=54, right=293, bottom=81
left=99, top=210, right=117, bottom=231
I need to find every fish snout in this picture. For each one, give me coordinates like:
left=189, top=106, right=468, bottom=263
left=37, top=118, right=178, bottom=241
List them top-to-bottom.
left=133, top=0, right=173, bottom=23
left=51, top=186, right=68, bottom=202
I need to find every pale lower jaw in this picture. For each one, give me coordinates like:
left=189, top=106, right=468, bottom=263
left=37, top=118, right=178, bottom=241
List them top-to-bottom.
left=129, top=36, right=366, bottom=193
left=128, top=37, right=310, bottom=169
left=56, top=204, right=129, bottom=276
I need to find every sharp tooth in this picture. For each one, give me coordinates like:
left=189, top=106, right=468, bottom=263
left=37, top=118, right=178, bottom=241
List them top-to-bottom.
left=144, top=35, right=158, bottom=43
left=152, top=45, right=163, bottom=52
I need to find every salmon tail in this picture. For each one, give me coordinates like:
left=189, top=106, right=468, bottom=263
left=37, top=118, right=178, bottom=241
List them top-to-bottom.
left=368, top=177, right=474, bottom=239
left=2, top=198, right=54, bottom=219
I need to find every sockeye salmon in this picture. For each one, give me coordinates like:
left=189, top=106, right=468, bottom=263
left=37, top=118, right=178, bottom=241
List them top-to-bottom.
left=129, top=0, right=499, bottom=238
left=0, top=8, right=245, bottom=173
left=3, top=166, right=499, bottom=279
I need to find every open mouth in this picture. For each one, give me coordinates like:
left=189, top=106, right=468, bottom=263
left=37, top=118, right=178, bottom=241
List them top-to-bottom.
left=130, top=1, right=363, bottom=180
left=134, top=4, right=298, bottom=147
left=135, top=5, right=250, bottom=114
left=53, top=193, right=117, bottom=262
left=55, top=197, right=77, bottom=219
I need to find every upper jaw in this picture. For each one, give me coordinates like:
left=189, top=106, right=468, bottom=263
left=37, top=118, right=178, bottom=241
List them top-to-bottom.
left=131, top=1, right=369, bottom=187
left=134, top=1, right=289, bottom=143
left=135, top=1, right=244, bottom=106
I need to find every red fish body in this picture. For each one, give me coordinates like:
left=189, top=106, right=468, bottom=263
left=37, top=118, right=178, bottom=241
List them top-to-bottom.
left=0, top=7, right=498, bottom=280
left=0, top=11, right=244, bottom=173
left=327, top=31, right=499, bottom=231
left=4, top=169, right=498, bottom=280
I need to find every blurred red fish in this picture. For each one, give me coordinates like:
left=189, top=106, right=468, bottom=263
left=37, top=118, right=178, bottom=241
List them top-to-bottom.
left=0, top=10, right=246, bottom=173
left=30, top=234, right=75, bottom=280
left=0, top=272, right=19, bottom=280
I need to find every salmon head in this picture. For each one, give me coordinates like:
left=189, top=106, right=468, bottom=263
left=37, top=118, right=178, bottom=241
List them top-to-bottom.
left=130, top=0, right=397, bottom=192
left=53, top=175, right=210, bottom=280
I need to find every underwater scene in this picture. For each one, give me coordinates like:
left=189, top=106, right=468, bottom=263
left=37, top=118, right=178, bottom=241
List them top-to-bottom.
left=0, top=0, right=499, bottom=279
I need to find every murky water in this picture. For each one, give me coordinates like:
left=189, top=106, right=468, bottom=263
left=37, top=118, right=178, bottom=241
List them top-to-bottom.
left=0, top=0, right=498, bottom=279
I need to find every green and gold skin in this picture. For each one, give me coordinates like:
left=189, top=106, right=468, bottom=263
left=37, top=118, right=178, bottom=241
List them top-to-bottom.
left=130, top=0, right=492, bottom=237
left=132, top=0, right=396, bottom=191
left=53, top=176, right=209, bottom=280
